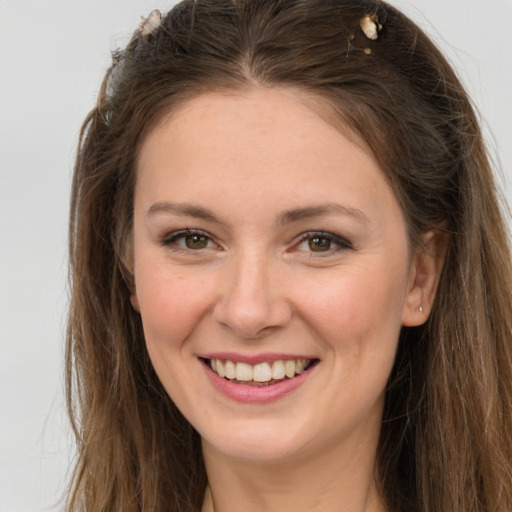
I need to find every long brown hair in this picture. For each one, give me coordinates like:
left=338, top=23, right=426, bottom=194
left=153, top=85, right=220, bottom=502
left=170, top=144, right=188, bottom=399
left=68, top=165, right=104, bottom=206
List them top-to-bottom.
left=66, top=0, right=512, bottom=510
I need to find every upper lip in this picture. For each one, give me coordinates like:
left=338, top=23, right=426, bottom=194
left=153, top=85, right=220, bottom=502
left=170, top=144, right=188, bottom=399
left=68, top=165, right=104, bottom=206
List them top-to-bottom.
left=199, top=352, right=319, bottom=365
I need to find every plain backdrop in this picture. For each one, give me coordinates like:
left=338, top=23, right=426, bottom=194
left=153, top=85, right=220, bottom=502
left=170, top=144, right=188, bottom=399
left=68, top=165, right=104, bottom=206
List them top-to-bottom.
left=0, top=0, right=510, bottom=510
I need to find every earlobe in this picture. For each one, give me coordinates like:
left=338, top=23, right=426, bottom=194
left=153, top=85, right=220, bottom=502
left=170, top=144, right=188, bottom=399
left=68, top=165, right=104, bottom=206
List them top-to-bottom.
left=402, top=229, right=449, bottom=326
left=130, top=293, right=140, bottom=312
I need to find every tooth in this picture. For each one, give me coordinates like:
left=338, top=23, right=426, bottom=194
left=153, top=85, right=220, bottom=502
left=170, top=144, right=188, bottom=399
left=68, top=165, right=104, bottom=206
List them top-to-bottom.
left=210, top=359, right=217, bottom=372
left=216, top=359, right=226, bottom=378
left=224, top=360, right=236, bottom=379
left=272, top=360, right=285, bottom=380
left=284, top=360, right=296, bottom=378
left=295, top=360, right=306, bottom=374
left=235, top=362, right=253, bottom=381
left=253, top=362, right=272, bottom=382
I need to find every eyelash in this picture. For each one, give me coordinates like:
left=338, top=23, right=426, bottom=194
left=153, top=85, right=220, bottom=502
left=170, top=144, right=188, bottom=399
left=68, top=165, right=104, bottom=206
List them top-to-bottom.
left=161, top=229, right=352, bottom=255
left=161, top=229, right=218, bottom=251
left=293, top=231, right=353, bottom=255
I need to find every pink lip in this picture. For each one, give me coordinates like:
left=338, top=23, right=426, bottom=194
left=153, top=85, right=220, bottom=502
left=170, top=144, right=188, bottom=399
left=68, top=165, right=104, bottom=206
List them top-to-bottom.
left=200, top=352, right=318, bottom=365
left=201, top=358, right=318, bottom=404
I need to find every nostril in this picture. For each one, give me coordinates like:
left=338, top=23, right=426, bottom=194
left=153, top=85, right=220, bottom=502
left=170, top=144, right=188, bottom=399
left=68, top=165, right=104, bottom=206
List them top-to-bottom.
left=213, top=301, right=291, bottom=339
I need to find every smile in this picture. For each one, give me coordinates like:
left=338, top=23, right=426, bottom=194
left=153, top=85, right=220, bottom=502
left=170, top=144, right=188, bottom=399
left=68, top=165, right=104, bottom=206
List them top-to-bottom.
left=207, top=358, right=314, bottom=386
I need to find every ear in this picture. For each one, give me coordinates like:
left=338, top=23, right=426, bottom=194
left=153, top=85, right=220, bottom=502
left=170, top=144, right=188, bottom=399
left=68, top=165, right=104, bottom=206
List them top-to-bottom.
left=402, top=229, right=449, bottom=326
left=130, top=292, right=140, bottom=312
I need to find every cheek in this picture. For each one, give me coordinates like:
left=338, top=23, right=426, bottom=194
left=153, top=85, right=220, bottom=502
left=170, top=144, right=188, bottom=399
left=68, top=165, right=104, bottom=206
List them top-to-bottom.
left=295, top=260, right=408, bottom=358
left=134, top=264, right=216, bottom=349
left=134, top=265, right=219, bottom=411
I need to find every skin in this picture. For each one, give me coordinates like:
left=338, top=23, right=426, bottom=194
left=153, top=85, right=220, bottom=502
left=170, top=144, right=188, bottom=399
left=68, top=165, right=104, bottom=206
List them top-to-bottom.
left=131, top=87, right=444, bottom=512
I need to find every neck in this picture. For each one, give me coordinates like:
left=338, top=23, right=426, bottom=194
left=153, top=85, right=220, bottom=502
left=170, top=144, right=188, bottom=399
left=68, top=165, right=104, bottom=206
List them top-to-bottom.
left=200, top=435, right=386, bottom=512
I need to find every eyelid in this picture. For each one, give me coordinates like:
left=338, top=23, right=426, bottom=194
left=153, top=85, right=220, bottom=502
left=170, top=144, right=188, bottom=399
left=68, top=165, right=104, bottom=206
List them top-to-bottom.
left=159, top=228, right=352, bottom=255
left=161, top=228, right=218, bottom=249
left=292, top=231, right=353, bottom=253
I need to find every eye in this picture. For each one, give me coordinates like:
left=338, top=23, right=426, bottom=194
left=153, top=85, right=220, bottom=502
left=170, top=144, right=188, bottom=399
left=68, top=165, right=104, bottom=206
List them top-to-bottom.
left=162, top=229, right=217, bottom=250
left=294, top=231, right=352, bottom=254
left=182, top=233, right=210, bottom=249
left=307, top=236, right=333, bottom=252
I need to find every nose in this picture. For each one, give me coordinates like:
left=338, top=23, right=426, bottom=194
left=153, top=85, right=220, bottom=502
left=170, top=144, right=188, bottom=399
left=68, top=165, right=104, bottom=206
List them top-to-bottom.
left=212, top=252, right=292, bottom=339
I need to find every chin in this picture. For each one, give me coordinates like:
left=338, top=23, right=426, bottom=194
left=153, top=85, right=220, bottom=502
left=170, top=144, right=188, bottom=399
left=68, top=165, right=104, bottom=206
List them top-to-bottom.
left=200, top=419, right=310, bottom=463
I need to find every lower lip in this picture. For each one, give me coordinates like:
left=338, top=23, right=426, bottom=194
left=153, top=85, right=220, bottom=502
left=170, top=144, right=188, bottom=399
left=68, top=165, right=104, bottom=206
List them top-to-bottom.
left=202, top=361, right=316, bottom=404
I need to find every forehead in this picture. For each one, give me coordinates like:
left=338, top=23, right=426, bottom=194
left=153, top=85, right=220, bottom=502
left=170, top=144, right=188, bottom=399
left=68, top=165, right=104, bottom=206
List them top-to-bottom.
left=135, top=87, right=400, bottom=225
left=139, top=88, right=375, bottom=176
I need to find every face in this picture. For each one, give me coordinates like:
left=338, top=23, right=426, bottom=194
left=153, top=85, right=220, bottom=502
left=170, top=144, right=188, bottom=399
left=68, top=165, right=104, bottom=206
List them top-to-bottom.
left=131, top=88, right=426, bottom=464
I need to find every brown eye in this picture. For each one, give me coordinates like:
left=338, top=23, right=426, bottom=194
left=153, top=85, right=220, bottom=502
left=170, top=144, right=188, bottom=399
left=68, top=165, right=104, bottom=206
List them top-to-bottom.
left=162, top=230, right=215, bottom=250
left=294, top=231, right=352, bottom=255
left=185, top=234, right=209, bottom=249
left=308, top=236, right=332, bottom=252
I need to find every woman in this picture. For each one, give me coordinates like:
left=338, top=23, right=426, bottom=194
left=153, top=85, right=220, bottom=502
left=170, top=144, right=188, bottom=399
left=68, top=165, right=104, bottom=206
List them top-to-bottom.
left=66, top=0, right=512, bottom=510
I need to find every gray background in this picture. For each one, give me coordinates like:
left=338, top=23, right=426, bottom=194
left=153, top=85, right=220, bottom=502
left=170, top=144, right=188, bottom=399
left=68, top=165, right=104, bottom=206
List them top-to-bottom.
left=1, top=0, right=510, bottom=510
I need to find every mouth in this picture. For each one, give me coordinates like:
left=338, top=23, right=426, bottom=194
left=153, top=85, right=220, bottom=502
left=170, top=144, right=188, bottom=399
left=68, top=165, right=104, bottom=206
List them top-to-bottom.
left=202, top=358, right=318, bottom=387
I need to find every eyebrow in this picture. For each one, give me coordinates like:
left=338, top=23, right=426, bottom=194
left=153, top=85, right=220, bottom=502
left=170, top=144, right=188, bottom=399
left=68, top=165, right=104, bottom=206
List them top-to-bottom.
left=146, top=201, right=368, bottom=225
left=147, top=201, right=222, bottom=223
left=277, top=203, right=369, bottom=226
